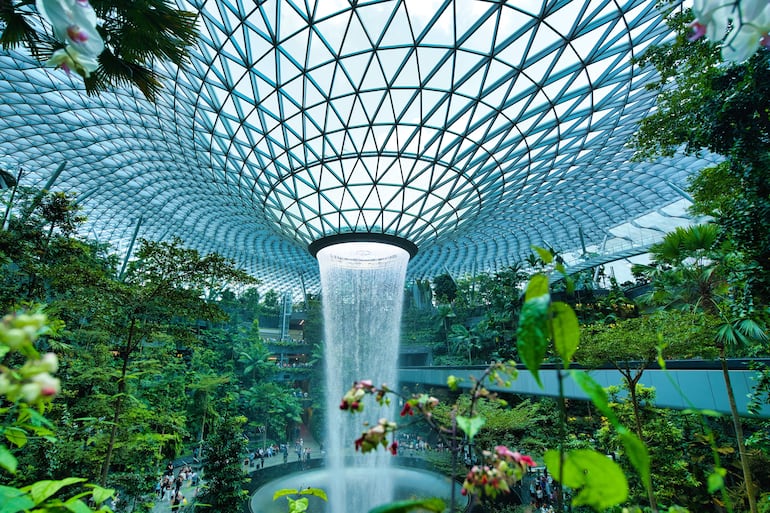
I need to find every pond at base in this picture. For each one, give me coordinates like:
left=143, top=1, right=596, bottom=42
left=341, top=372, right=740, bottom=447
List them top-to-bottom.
left=250, top=466, right=466, bottom=513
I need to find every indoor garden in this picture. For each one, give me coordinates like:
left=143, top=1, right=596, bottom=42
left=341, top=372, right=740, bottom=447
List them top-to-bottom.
left=1, top=1, right=770, bottom=513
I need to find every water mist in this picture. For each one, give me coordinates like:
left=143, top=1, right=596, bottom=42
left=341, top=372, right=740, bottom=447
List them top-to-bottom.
left=317, top=241, right=410, bottom=513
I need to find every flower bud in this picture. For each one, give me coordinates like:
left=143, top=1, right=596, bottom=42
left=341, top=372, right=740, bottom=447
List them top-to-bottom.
left=4, top=328, right=28, bottom=348
left=40, top=353, right=59, bottom=373
left=0, top=373, right=10, bottom=395
left=32, top=373, right=61, bottom=397
left=21, top=382, right=42, bottom=403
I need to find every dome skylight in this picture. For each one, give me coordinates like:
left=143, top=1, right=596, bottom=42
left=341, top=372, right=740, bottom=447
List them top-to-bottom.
left=0, top=0, right=716, bottom=294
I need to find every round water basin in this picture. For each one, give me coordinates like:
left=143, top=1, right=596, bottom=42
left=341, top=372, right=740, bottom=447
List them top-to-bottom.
left=251, top=466, right=466, bottom=513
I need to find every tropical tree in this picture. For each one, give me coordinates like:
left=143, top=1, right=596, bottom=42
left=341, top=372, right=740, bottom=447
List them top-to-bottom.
left=0, top=0, right=199, bottom=101
left=631, top=3, right=770, bottom=304
left=0, top=188, right=115, bottom=311
left=635, top=223, right=767, bottom=512
left=93, top=237, right=255, bottom=485
left=433, top=273, right=457, bottom=304
left=432, top=304, right=456, bottom=359
left=577, top=310, right=716, bottom=512
left=447, top=323, right=480, bottom=364
left=235, top=324, right=274, bottom=386
left=239, top=383, right=303, bottom=444
left=597, top=384, right=706, bottom=510
left=198, top=413, right=249, bottom=512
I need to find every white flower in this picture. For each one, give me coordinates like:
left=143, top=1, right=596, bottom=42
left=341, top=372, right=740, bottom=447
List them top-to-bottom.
left=36, top=0, right=104, bottom=73
left=691, top=0, right=770, bottom=63
left=692, top=0, right=735, bottom=40
left=721, top=3, right=770, bottom=62
left=45, top=47, right=100, bottom=77
left=40, top=352, right=59, bottom=374
left=31, top=372, right=61, bottom=397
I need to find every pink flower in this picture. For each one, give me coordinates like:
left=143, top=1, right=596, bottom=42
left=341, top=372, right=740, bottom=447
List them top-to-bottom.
left=688, top=21, right=707, bottom=41
left=66, top=24, right=89, bottom=42
left=32, top=373, right=61, bottom=398
left=355, top=379, right=374, bottom=391
left=495, top=445, right=516, bottom=458
left=461, top=447, right=534, bottom=499
left=516, top=453, right=536, bottom=467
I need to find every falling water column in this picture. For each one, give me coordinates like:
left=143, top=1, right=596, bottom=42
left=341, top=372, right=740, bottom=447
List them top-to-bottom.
left=316, top=240, right=411, bottom=513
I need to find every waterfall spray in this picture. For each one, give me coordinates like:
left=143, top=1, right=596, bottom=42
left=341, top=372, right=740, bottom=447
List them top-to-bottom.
left=317, top=240, right=410, bottom=513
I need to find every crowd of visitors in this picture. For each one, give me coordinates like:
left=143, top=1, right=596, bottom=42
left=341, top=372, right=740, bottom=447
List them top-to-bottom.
left=149, top=433, right=554, bottom=511
left=241, top=436, right=321, bottom=472
left=156, top=462, right=198, bottom=511
left=529, top=471, right=559, bottom=511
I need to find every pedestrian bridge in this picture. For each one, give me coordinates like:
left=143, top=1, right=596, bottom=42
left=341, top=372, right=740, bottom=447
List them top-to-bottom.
left=399, top=359, right=770, bottom=418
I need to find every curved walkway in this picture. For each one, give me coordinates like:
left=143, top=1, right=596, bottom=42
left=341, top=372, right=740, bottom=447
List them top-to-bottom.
left=400, top=360, right=770, bottom=417
left=151, top=429, right=323, bottom=513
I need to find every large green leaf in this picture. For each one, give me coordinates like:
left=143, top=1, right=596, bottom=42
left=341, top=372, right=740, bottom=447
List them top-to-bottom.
left=525, top=273, right=549, bottom=300
left=516, top=294, right=550, bottom=387
left=551, top=302, right=579, bottom=367
left=570, top=370, right=619, bottom=425
left=456, top=415, right=485, bottom=442
left=4, top=427, right=27, bottom=448
left=618, top=428, right=651, bottom=492
left=0, top=445, right=18, bottom=474
left=544, top=449, right=628, bottom=511
left=707, top=467, right=726, bottom=493
left=21, top=477, right=86, bottom=504
left=85, top=484, right=116, bottom=505
left=0, top=486, right=34, bottom=513
left=273, top=487, right=327, bottom=501
left=300, top=488, right=328, bottom=501
left=63, top=497, right=94, bottom=513
left=287, top=497, right=308, bottom=513
left=367, top=498, right=446, bottom=513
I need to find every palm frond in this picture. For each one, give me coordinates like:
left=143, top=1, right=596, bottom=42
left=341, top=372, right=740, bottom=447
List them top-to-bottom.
left=86, top=0, right=199, bottom=100
left=0, top=1, right=38, bottom=52
left=85, top=49, right=163, bottom=101
left=715, top=318, right=768, bottom=352
left=733, top=318, right=768, bottom=342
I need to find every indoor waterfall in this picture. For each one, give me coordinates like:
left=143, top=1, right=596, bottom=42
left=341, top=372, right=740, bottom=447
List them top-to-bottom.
left=317, top=241, right=410, bottom=513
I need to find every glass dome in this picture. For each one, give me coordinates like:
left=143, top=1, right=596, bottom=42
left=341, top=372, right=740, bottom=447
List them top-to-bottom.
left=0, top=0, right=716, bottom=293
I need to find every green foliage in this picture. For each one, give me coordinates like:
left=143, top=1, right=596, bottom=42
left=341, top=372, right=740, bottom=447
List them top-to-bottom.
left=631, top=5, right=770, bottom=303
left=633, top=219, right=766, bottom=511
left=516, top=261, right=658, bottom=512
left=432, top=274, right=457, bottom=304
left=516, top=292, right=549, bottom=387
left=551, top=302, right=579, bottom=367
left=577, top=310, right=717, bottom=367
left=0, top=311, right=114, bottom=512
left=595, top=385, right=709, bottom=509
left=432, top=396, right=546, bottom=454
left=198, top=414, right=249, bottom=512
left=456, top=415, right=485, bottom=442
left=544, top=449, right=628, bottom=510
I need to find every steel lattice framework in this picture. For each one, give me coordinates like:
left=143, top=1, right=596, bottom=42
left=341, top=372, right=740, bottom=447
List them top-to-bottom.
left=0, top=0, right=716, bottom=294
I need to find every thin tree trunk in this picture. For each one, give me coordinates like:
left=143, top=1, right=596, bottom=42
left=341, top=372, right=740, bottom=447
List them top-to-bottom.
left=100, top=318, right=137, bottom=485
left=720, top=351, right=757, bottom=513
left=100, top=366, right=126, bottom=485
left=624, top=370, right=658, bottom=513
